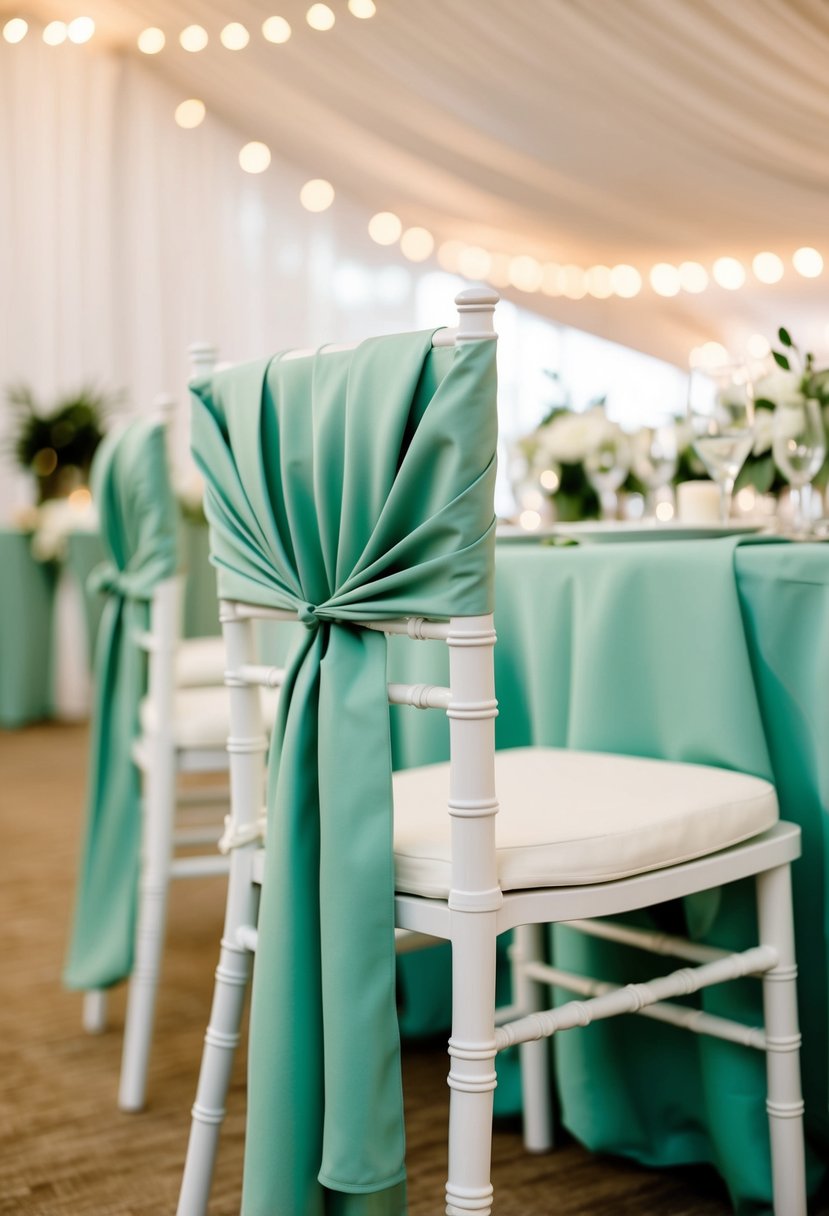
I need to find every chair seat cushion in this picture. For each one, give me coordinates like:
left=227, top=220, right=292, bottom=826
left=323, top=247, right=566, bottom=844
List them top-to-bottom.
left=174, top=637, right=227, bottom=687
left=140, top=685, right=280, bottom=751
left=392, top=747, right=778, bottom=898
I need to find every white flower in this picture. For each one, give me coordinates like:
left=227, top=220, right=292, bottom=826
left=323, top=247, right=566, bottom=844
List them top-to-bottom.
left=753, top=369, right=804, bottom=410
left=537, top=407, right=615, bottom=464
left=752, top=407, right=775, bottom=456
left=174, top=467, right=206, bottom=513
left=30, top=494, right=98, bottom=562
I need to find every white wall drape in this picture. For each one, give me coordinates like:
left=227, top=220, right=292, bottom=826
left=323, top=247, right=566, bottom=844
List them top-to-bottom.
left=0, top=34, right=428, bottom=511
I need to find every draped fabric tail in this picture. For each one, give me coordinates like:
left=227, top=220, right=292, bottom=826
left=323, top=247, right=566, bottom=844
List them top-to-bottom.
left=63, top=420, right=179, bottom=991
left=64, top=594, right=147, bottom=988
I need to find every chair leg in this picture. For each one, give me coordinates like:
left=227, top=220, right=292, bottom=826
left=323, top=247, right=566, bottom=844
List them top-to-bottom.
left=118, top=743, right=174, bottom=1112
left=756, top=863, right=807, bottom=1216
left=445, top=910, right=498, bottom=1216
left=511, top=923, right=554, bottom=1153
left=177, top=934, right=252, bottom=1216
left=82, top=989, right=108, bottom=1034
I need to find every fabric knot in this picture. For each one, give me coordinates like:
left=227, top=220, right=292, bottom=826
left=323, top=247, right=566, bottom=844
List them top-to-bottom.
left=87, top=561, right=121, bottom=597
left=298, top=601, right=320, bottom=628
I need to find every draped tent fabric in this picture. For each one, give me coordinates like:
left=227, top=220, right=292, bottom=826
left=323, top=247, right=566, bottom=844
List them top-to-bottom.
left=10, top=0, right=829, bottom=373
left=190, top=331, right=497, bottom=1215
left=64, top=420, right=178, bottom=990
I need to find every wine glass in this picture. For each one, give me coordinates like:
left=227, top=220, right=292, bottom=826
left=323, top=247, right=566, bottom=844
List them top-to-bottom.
left=688, top=364, right=755, bottom=524
left=772, top=398, right=826, bottom=536
left=632, top=417, right=678, bottom=518
left=584, top=427, right=631, bottom=520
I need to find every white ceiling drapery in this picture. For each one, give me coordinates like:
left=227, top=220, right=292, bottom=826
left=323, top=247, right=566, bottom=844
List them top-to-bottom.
left=9, top=0, right=828, bottom=364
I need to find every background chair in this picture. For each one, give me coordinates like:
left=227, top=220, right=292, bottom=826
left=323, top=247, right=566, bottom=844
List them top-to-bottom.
left=176, top=288, right=805, bottom=1216
left=64, top=416, right=277, bottom=1114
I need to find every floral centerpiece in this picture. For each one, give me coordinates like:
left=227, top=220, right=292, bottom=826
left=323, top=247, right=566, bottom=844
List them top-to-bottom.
left=741, top=328, right=829, bottom=494
left=4, top=384, right=117, bottom=503
left=517, top=400, right=697, bottom=521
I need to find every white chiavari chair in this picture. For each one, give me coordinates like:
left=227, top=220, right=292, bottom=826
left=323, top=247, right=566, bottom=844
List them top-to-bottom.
left=176, top=289, right=805, bottom=1216
left=80, top=393, right=280, bottom=1115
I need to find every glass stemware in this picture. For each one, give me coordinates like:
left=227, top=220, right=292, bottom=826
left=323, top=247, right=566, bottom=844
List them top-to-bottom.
left=688, top=364, right=755, bottom=524
left=772, top=397, right=826, bottom=536
left=632, top=417, right=679, bottom=517
left=584, top=428, right=631, bottom=520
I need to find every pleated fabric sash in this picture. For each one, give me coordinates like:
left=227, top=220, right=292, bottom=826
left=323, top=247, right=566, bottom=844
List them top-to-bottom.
left=190, top=332, right=497, bottom=1216
left=64, top=421, right=178, bottom=990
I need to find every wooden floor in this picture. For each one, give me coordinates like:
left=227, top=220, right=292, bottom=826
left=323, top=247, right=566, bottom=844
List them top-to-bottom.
left=0, top=722, right=809, bottom=1215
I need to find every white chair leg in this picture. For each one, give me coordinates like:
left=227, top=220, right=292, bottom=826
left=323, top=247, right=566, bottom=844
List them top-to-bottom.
left=118, top=741, right=174, bottom=1112
left=756, top=863, right=807, bottom=1216
left=445, top=910, right=498, bottom=1216
left=511, top=923, right=554, bottom=1153
left=177, top=932, right=253, bottom=1216
left=82, top=989, right=108, bottom=1034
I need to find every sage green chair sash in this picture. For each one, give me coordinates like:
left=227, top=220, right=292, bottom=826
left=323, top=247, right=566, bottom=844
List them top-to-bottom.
left=191, top=332, right=497, bottom=1216
left=64, top=421, right=178, bottom=990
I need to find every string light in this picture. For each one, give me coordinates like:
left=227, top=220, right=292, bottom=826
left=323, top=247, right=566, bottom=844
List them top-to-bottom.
left=348, top=0, right=377, bottom=16
left=306, top=4, right=335, bottom=31
left=262, top=16, right=291, bottom=43
left=67, top=17, right=95, bottom=43
left=2, top=18, right=28, bottom=42
left=43, top=21, right=67, bottom=45
left=220, top=23, right=250, bottom=50
left=180, top=25, right=208, bottom=52
left=137, top=27, right=165, bottom=53
left=175, top=99, right=206, bottom=129
left=239, top=142, right=271, bottom=173
left=299, top=178, right=335, bottom=211
left=368, top=212, right=402, bottom=245
left=400, top=227, right=434, bottom=262
left=436, top=241, right=464, bottom=273
left=458, top=246, right=493, bottom=280
left=793, top=246, right=823, bottom=278
left=752, top=252, right=783, bottom=284
left=486, top=254, right=512, bottom=288
left=509, top=255, right=543, bottom=292
left=712, top=257, right=745, bottom=289
left=677, top=261, right=708, bottom=293
left=541, top=263, right=565, bottom=297
left=650, top=263, right=681, bottom=297
left=585, top=264, right=613, bottom=299
left=610, top=264, right=641, bottom=298
left=561, top=265, right=587, bottom=299
left=747, top=333, right=771, bottom=359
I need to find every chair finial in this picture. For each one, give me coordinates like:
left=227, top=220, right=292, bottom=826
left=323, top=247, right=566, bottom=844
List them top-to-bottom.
left=454, top=286, right=499, bottom=343
left=188, top=341, right=219, bottom=382
left=152, top=393, right=176, bottom=426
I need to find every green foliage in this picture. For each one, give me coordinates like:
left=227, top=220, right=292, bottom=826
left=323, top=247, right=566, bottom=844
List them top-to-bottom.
left=772, top=350, right=790, bottom=371
left=4, top=384, right=119, bottom=493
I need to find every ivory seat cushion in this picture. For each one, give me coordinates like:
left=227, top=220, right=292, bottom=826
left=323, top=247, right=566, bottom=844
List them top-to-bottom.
left=174, top=637, right=227, bottom=688
left=140, top=685, right=280, bottom=750
left=392, top=747, right=779, bottom=898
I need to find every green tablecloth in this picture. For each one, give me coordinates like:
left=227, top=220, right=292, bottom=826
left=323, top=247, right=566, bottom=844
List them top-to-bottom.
left=0, top=522, right=220, bottom=728
left=0, top=529, right=55, bottom=727
left=385, top=538, right=829, bottom=1212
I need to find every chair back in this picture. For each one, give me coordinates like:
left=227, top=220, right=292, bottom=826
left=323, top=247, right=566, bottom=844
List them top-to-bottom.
left=190, top=287, right=499, bottom=1210
left=64, top=417, right=179, bottom=992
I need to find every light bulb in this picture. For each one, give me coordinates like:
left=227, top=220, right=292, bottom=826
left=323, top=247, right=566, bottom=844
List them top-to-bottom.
left=299, top=179, right=335, bottom=211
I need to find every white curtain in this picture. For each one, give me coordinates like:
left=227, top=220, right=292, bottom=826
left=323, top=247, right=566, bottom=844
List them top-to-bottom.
left=0, top=34, right=428, bottom=512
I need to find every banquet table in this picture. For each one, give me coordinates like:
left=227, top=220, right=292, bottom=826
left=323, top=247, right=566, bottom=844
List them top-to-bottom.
left=0, top=521, right=219, bottom=727
left=0, top=528, right=56, bottom=727
left=385, top=536, right=829, bottom=1213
